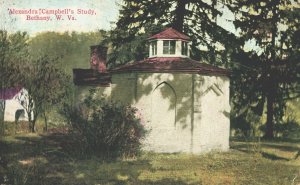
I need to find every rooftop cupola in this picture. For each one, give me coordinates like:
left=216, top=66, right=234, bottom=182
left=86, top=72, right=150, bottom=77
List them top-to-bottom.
left=148, top=27, right=191, bottom=58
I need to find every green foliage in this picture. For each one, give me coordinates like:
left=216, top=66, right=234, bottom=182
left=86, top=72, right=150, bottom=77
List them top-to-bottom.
left=229, top=0, right=300, bottom=138
left=108, top=23, right=164, bottom=66
left=0, top=30, right=29, bottom=88
left=1, top=30, right=103, bottom=133
left=0, top=31, right=30, bottom=137
left=28, top=31, right=108, bottom=74
left=28, top=31, right=108, bottom=129
left=17, top=56, right=71, bottom=132
left=69, top=89, right=146, bottom=159
left=0, top=106, right=3, bottom=137
left=231, top=108, right=262, bottom=137
left=260, top=118, right=300, bottom=139
left=276, top=119, right=300, bottom=138
left=0, top=121, right=28, bottom=136
left=0, top=160, right=45, bottom=185
left=1, top=163, right=30, bottom=185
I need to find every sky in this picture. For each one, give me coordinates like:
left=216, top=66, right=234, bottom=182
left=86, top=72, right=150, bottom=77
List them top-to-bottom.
left=0, top=0, right=119, bottom=35
left=0, top=0, right=240, bottom=49
left=0, top=0, right=242, bottom=51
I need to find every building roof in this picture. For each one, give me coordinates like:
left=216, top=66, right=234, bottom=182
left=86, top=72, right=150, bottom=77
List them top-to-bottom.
left=148, top=27, right=190, bottom=41
left=110, top=57, right=229, bottom=76
left=73, top=69, right=111, bottom=86
left=0, top=87, right=22, bottom=100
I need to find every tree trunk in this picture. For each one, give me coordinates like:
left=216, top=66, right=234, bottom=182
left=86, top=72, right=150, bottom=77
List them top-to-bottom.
left=173, top=0, right=187, bottom=32
left=264, top=6, right=277, bottom=139
left=265, top=92, right=274, bottom=139
left=0, top=101, right=5, bottom=136
left=27, top=112, right=36, bottom=133
left=43, top=112, right=48, bottom=132
left=28, top=114, right=32, bottom=132
left=31, top=119, right=36, bottom=133
left=31, top=123, right=35, bottom=133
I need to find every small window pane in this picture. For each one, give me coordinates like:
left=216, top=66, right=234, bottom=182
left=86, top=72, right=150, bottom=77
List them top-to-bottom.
left=163, top=40, right=176, bottom=55
left=151, top=41, right=157, bottom=56
left=163, top=41, right=169, bottom=54
left=163, top=41, right=169, bottom=46
left=170, top=41, right=176, bottom=54
left=181, top=41, right=188, bottom=55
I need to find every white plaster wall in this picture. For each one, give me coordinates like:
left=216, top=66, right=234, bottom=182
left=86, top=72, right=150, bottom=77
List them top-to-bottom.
left=111, top=73, right=136, bottom=104
left=112, top=73, right=193, bottom=153
left=193, top=75, right=230, bottom=153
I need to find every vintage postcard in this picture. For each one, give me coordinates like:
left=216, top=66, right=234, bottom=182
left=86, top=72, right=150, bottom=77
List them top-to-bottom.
left=1, top=0, right=299, bottom=184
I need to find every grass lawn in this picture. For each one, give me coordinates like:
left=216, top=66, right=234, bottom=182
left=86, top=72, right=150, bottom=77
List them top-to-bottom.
left=0, top=133, right=299, bottom=185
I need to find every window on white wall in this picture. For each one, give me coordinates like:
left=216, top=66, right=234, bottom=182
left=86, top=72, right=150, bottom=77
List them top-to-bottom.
left=163, top=40, right=176, bottom=54
left=150, top=41, right=157, bottom=56
left=181, top=41, right=188, bottom=56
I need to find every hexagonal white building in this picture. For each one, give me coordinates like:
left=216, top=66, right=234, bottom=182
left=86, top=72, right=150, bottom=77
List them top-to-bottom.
left=73, top=28, right=230, bottom=153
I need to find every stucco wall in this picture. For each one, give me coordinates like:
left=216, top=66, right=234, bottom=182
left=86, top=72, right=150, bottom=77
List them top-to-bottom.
left=75, top=72, right=230, bottom=154
left=111, top=73, right=136, bottom=104
left=124, top=73, right=193, bottom=153
left=193, top=75, right=230, bottom=153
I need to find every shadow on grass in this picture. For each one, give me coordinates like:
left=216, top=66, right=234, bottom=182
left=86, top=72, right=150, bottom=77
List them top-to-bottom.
left=0, top=133, right=196, bottom=185
left=0, top=134, right=75, bottom=184
left=231, top=136, right=300, bottom=143
left=231, top=141, right=294, bottom=161
left=261, top=143, right=300, bottom=152
left=260, top=152, right=289, bottom=161
left=92, top=178, right=194, bottom=185
left=135, top=179, right=196, bottom=185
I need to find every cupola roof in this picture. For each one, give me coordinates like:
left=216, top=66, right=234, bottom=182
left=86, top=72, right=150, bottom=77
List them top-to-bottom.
left=148, top=27, right=190, bottom=41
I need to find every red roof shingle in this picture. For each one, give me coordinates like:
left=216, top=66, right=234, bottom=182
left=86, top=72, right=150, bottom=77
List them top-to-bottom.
left=148, top=28, right=190, bottom=41
left=111, top=57, right=229, bottom=76
left=0, top=87, right=22, bottom=100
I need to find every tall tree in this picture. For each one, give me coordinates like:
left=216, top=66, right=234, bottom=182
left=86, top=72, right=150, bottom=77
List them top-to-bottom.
left=109, top=0, right=239, bottom=66
left=230, top=0, right=300, bottom=138
left=0, top=30, right=9, bottom=135
left=0, top=31, right=29, bottom=134
left=17, top=56, right=70, bottom=132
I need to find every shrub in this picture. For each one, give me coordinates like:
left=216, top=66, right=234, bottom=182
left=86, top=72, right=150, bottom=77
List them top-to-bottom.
left=69, top=89, right=146, bottom=159
left=230, top=110, right=261, bottom=137
left=259, top=118, right=300, bottom=139
left=275, top=119, right=300, bottom=138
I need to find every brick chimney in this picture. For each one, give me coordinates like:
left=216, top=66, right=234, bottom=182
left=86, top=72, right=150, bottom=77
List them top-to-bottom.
left=90, top=45, right=107, bottom=73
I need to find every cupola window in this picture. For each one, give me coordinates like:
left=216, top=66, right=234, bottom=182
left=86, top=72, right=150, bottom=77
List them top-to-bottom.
left=163, top=40, right=176, bottom=54
left=150, top=41, right=157, bottom=56
left=181, top=41, right=188, bottom=56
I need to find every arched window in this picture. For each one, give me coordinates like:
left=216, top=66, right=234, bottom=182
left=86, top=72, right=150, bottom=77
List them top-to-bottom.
left=152, top=82, right=177, bottom=126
